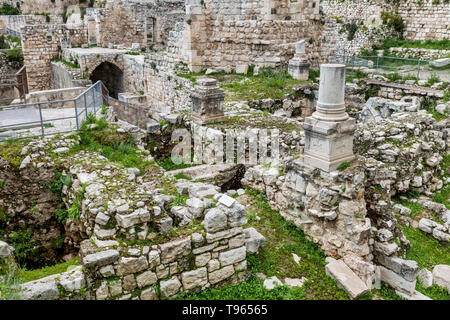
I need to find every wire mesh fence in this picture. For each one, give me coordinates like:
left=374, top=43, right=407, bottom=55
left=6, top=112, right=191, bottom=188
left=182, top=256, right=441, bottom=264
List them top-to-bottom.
left=331, top=54, right=449, bottom=80
left=0, top=81, right=108, bottom=141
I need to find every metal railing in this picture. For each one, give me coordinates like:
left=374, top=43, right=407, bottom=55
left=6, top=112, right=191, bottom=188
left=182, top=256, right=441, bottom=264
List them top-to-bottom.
left=330, top=54, right=448, bottom=79
left=0, top=81, right=109, bottom=140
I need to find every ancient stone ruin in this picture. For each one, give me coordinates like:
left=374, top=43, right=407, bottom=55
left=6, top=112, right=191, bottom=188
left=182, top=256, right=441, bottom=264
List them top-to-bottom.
left=0, top=0, right=449, bottom=303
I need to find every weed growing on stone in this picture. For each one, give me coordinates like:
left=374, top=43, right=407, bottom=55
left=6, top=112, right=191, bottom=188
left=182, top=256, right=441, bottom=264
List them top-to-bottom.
left=70, top=113, right=153, bottom=172
left=20, top=257, right=80, bottom=283
left=416, top=278, right=450, bottom=300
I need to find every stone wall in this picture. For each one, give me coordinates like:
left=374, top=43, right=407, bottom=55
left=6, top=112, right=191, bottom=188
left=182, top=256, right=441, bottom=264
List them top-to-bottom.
left=15, top=0, right=97, bottom=15
left=95, top=0, right=185, bottom=50
left=180, top=0, right=327, bottom=71
left=321, top=0, right=450, bottom=42
left=398, top=0, right=450, bottom=41
left=0, top=14, right=63, bottom=38
left=22, top=24, right=86, bottom=92
left=389, top=47, right=450, bottom=60
left=123, top=54, right=145, bottom=95
left=144, top=54, right=194, bottom=115
left=50, top=61, right=89, bottom=89
left=109, top=98, right=150, bottom=130
left=10, top=128, right=255, bottom=300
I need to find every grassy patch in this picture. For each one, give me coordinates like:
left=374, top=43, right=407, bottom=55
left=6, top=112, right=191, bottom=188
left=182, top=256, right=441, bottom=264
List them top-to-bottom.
left=380, top=38, right=450, bottom=51
left=51, top=57, right=80, bottom=69
left=222, top=68, right=303, bottom=101
left=420, top=97, right=447, bottom=122
left=70, top=113, right=154, bottom=172
left=0, top=138, right=30, bottom=168
left=156, top=156, right=196, bottom=171
left=337, top=161, right=350, bottom=171
left=174, top=172, right=191, bottom=180
left=433, top=185, right=449, bottom=209
left=394, top=199, right=425, bottom=219
left=400, top=224, right=450, bottom=270
left=20, top=258, right=80, bottom=283
left=176, top=270, right=307, bottom=300
left=416, top=278, right=450, bottom=300
left=373, top=284, right=405, bottom=300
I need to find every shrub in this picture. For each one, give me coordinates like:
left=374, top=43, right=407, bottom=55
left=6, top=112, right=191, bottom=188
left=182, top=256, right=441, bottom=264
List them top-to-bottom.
left=0, top=3, right=20, bottom=15
left=381, top=12, right=405, bottom=34
left=345, top=22, right=359, bottom=41
left=0, top=35, right=9, bottom=49
left=5, top=47, right=23, bottom=66
left=427, top=73, right=441, bottom=86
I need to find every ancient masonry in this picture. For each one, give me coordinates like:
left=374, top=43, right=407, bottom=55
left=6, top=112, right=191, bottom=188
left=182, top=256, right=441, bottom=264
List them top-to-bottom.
left=0, top=0, right=449, bottom=302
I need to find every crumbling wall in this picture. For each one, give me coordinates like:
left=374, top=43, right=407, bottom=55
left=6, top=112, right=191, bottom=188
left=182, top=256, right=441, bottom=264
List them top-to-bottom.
left=13, top=0, right=96, bottom=15
left=96, top=0, right=185, bottom=50
left=0, top=15, right=63, bottom=37
left=22, top=24, right=86, bottom=92
left=144, top=54, right=194, bottom=115
left=50, top=61, right=89, bottom=89
left=0, top=138, right=81, bottom=270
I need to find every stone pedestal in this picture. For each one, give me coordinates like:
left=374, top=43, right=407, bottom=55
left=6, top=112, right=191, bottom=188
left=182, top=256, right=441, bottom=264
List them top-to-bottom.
left=288, top=40, right=310, bottom=81
left=303, top=64, right=355, bottom=172
left=190, top=77, right=225, bottom=124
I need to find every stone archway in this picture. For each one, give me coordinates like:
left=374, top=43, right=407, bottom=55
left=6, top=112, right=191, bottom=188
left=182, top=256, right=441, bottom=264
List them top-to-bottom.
left=89, top=61, right=123, bottom=99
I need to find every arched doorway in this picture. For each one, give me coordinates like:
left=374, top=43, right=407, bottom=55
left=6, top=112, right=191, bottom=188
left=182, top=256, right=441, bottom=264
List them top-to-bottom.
left=90, top=62, right=123, bottom=99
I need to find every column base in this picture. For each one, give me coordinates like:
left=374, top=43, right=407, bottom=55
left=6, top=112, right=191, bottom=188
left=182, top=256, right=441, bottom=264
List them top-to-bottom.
left=191, top=114, right=225, bottom=125
left=303, top=116, right=356, bottom=172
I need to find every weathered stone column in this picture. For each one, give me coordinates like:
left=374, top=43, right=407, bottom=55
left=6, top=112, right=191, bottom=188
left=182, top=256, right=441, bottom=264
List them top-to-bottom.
left=288, top=40, right=310, bottom=81
left=303, top=64, right=355, bottom=171
left=190, top=77, right=225, bottom=124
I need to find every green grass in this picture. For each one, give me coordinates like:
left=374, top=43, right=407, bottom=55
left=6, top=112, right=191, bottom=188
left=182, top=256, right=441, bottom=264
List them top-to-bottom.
left=380, top=38, right=450, bottom=51
left=51, top=57, right=80, bottom=69
left=177, top=68, right=304, bottom=101
left=222, top=68, right=302, bottom=101
left=69, top=113, right=154, bottom=172
left=156, top=156, right=196, bottom=171
left=337, top=161, right=350, bottom=171
left=174, top=172, right=191, bottom=180
left=433, top=185, right=449, bottom=209
left=395, top=199, right=425, bottom=219
left=400, top=224, right=450, bottom=270
left=20, top=258, right=80, bottom=283
left=176, top=269, right=307, bottom=300
left=416, top=278, right=450, bottom=300
left=374, top=284, right=406, bottom=300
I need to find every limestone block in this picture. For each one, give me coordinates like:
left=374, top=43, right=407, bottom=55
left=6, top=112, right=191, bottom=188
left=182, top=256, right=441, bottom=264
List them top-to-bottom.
left=244, top=227, right=266, bottom=253
left=159, top=236, right=191, bottom=264
left=219, top=246, right=246, bottom=266
left=82, top=249, right=119, bottom=269
left=116, top=256, right=149, bottom=276
left=325, top=260, right=369, bottom=299
left=208, top=265, right=235, bottom=284
left=432, top=265, right=450, bottom=293
left=379, top=266, right=416, bottom=294
left=181, top=267, right=208, bottom=290
left=21, top=275, right=61, bottom=300
left=160, top=277, right=182, bottom=298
